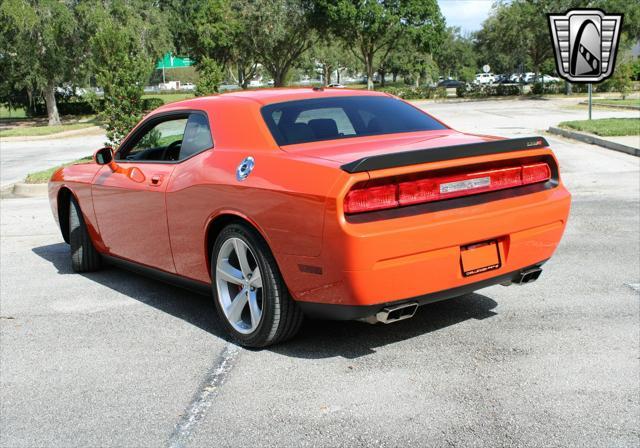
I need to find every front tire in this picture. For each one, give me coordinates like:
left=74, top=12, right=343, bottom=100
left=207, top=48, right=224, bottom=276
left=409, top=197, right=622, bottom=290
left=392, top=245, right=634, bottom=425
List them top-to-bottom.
left=69, top=196, right=101, bottom=272
left=211, top=223, right=303, bottom=347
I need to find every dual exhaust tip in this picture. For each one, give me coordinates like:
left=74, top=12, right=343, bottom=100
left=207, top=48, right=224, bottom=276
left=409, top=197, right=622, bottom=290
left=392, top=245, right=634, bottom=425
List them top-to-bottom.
left=364, top=267, right=543, bottom=324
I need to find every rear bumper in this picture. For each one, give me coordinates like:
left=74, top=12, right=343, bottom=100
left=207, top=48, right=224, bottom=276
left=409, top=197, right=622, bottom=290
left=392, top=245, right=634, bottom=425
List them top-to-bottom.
left=284, top=183, right=571, bottom=308
left=298, top=260, right=547, bottom=320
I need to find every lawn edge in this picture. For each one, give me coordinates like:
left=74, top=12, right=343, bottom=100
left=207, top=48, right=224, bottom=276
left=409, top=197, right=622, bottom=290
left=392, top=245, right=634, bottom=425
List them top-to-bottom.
left=548, top=126, right=639, bottom=157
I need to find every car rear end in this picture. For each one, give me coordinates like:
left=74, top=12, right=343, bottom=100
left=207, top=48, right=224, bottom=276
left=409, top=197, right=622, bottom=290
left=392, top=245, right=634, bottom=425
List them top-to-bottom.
left=259, top=92, right=571, bottom=321
left=294, top=137, right=571, bottom=321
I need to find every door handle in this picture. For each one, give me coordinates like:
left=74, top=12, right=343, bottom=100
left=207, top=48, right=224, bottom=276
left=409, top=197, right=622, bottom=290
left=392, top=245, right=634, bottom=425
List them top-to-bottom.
left=150, top=174, right=163, bottom=186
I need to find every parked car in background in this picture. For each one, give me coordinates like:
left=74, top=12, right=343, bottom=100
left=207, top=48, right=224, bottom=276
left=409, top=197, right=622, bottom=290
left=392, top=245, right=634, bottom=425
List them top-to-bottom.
left=474, top=73, right=495, bottom=85
left=522, top=73, right=537, bottom=84
left=496, top=75, right=515, bottom=84
left=535, top=75, right=561, bottom=83
left=437, top=79, right=465, bottom=88
left=181, top=82, right=196, bottom=91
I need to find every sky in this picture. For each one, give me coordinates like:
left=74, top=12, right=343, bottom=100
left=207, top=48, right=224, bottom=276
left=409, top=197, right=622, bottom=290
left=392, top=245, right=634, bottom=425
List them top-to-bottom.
left=438, top=0, right=494, bottom=33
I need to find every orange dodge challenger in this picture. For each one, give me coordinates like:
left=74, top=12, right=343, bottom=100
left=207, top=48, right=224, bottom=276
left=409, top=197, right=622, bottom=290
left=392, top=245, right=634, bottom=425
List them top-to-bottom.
left=49, top=88, right=571, bottom=347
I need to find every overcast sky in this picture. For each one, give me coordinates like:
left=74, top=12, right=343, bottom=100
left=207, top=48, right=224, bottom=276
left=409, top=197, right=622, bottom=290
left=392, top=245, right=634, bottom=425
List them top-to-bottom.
left=438, top=0, right=494, bottom=33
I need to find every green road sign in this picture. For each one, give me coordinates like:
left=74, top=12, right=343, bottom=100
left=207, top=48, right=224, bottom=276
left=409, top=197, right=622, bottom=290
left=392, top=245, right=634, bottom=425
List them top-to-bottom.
left=156, top=52, right=194, bottom=69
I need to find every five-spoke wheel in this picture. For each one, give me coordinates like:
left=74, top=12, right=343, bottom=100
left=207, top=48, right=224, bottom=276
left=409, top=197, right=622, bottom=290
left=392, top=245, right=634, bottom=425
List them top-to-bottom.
left=211, top=223, right=303, bottom=347
left=215, top=238, right=264, bottom=334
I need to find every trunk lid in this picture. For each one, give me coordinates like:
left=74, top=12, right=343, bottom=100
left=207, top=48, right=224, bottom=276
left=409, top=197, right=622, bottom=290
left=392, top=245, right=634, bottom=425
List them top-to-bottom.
left=280, top=130, right=502, bottom=165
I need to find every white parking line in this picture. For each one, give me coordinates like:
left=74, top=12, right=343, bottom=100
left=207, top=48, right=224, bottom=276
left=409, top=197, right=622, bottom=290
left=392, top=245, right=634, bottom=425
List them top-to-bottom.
left=167, top=343, right=241, bottom=448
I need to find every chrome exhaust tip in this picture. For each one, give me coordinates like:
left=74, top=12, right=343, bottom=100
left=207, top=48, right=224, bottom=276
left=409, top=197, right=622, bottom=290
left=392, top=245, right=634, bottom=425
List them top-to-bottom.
left=516, top=268, right=542, bottom=285
left=376, top=302, right=419, bottom=324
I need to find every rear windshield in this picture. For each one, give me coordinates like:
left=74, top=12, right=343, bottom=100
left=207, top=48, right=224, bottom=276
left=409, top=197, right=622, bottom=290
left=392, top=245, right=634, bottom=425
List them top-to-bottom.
left=261, top=96, right=447, bottom=146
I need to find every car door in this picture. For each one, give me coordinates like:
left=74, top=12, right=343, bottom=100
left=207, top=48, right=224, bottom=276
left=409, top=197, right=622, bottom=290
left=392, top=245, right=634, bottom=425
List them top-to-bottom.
left=92, top=113, right=189, bottom=273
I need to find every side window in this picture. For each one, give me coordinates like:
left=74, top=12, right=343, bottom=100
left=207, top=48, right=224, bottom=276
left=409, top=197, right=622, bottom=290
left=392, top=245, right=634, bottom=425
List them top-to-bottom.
left=179, top=113, right=213, bottom=160
left=120, top=117, right=188, bottom=161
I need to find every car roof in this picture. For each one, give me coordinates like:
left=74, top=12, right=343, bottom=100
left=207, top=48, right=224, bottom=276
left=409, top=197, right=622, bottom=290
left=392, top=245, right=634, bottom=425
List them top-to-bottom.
left=156, top=87, right=389, bottom=112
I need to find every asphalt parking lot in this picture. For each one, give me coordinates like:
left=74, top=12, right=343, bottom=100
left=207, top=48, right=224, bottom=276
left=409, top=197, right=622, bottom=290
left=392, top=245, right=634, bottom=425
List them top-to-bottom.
left=1, top=99, right=638, bottom=447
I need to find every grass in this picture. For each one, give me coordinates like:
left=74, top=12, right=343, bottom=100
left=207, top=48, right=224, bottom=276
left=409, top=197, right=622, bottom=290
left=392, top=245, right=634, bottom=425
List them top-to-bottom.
left=143, top=93, right=195, bottom=104
left=591, top=98, right=640, bottom=108
left=0, top=105, right=27, bottom=119
left=559, top=118, right=640, bottom=137
left=0, top=120, right=98, bottom=138
left=24, top=156, right=93, bottom=184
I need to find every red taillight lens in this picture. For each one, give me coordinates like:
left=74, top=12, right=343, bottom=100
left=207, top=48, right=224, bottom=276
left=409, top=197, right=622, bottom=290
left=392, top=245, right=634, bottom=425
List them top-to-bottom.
left=344, top=162, right=552, bottom=214
left=522, top=162, right=551, bottom=184
left=398, top=166, right=523, bottom=206
left=344, top=183, right=398, bottom=214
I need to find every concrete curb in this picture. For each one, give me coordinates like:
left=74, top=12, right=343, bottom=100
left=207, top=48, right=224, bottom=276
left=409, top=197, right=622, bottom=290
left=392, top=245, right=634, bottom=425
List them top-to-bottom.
left=548, top=126, right=639, bottom=157
left=7, top=183, right=49, bottom=198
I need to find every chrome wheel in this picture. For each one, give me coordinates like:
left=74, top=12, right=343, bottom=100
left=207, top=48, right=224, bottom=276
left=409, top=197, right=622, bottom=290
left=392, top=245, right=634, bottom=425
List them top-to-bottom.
left=215, top=237, right=263, bottom=334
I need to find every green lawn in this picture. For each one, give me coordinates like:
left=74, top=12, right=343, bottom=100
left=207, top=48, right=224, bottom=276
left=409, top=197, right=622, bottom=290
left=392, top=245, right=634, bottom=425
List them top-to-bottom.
left=143, top=93, right=195, bottom=104
left=592, top=98, right=640, bottom=108
left=0, top=105, right=27, bottom=119
left=559, top=118, right=640, bottom=136
left=0, top=120, right=98, bottom=138
left=25, top=157, right=93, bottom=184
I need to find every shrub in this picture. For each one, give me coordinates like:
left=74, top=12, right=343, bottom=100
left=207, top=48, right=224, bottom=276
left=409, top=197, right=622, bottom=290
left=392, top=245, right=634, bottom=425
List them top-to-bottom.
left=195, top=58, right=224, bottom=96
left=609, top=61, right=633, bottom=98
left=531, top=82, right=543, bottom=95
left=494, top=84, right=520, bottom=96
left=376, top=86, right=437, bottom=100
left=434, top=87, right=448, bottom=99
left=142, top=98, right=164, bottom=111
left=57, top=100, right=97, bottom=115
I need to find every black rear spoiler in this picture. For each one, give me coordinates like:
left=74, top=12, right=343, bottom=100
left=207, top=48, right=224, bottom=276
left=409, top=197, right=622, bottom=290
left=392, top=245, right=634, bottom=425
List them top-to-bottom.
left=340, top=136, right=549, bottom=173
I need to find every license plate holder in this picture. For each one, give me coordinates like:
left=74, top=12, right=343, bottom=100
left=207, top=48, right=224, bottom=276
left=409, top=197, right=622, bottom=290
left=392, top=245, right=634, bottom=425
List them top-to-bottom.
left=460, top=240, right=501, bottom=277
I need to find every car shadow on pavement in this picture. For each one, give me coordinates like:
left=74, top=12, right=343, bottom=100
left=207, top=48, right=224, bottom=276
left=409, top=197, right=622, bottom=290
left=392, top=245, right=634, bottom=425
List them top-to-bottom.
left=32, top=243, right=227, bottom=338
left=33, top=243, right=498, bottom=359
left=274, top=294, right=498, bottom=359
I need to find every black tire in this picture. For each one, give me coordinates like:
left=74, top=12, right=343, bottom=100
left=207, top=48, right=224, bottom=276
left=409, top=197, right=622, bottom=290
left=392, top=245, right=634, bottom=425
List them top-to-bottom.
left=69, top=196, right=102, bottom=272
left=211, top=223, right=303, bottom=347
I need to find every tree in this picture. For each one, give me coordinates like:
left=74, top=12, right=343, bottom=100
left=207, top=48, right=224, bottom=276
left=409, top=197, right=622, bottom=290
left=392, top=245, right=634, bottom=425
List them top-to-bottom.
left=0, top=0, right=83, bottom=125
left=78, top=0, right=170, bottom=145
left=235, top=0, right=317, bottom=87
left=317, top=0, right=445, bottom=90
left=435, top=27, right=476, bottom=80
left=312, top=40, right=354, bottom=86
left=195, top=58, right=225, bottom=96
left=610, top=60, right=633, bottom=99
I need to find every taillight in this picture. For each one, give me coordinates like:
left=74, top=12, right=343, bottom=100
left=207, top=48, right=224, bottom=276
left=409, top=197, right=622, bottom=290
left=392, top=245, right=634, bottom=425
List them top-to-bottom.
left=344, top=162, right=551, bottom=214
left=522, top=162, right=551, bottom=184
left=344, top=184, right=398, bottom=214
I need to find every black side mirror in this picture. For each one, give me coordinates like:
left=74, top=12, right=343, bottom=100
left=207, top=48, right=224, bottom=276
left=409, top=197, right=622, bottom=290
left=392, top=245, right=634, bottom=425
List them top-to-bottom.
left=94, top=147, right=114, bottom=165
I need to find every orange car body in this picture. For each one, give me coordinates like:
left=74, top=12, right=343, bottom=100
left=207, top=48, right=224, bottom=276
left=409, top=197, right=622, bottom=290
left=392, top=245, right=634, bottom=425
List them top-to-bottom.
left=49, top=89, right=571, bottom=319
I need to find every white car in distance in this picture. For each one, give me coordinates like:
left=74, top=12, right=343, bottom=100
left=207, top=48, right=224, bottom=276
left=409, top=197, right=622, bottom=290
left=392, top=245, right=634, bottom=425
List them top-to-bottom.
left=474, top=73, right=495, bottom=85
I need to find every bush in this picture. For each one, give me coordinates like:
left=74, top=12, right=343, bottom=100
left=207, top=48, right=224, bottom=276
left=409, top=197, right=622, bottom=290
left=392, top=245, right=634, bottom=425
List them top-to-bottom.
left=195, top=58, right=224, bottom=96
left=531, top=82, right=543, bottom=95
left=494, top=84, right=520, bottom=96
left=376, top=86, right=438, bottom=100
left=434, top=87, right=448, bottom=99
left=142, top=98, right=164, bottom=111
left=57, top=100, right=97, bottom=115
